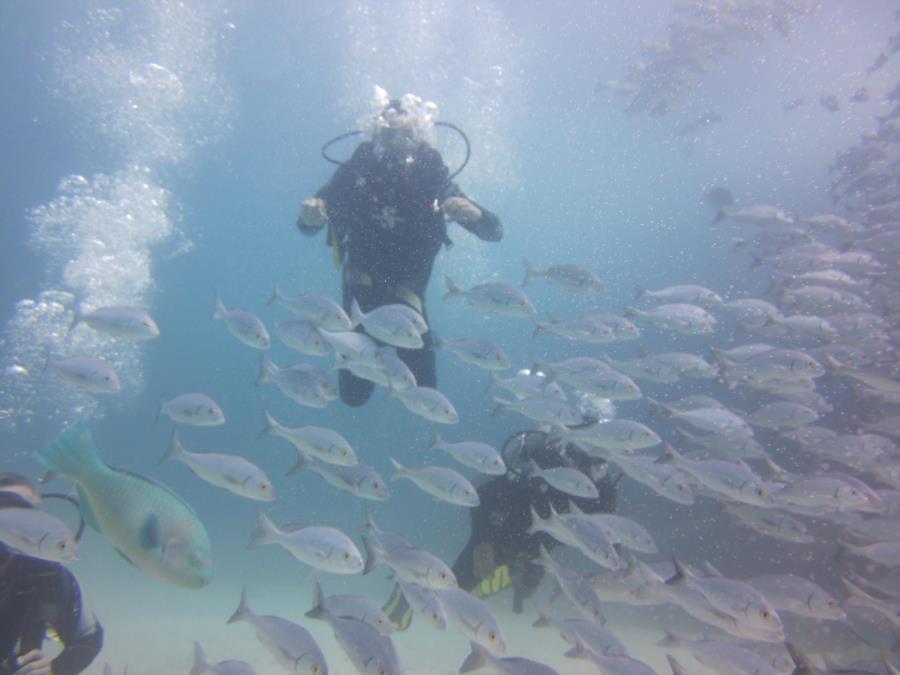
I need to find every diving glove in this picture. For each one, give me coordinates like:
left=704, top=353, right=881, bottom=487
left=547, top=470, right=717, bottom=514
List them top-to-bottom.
left=441, top=196, right=482, bottom=225
left=298, top=197, right=329, bottom=235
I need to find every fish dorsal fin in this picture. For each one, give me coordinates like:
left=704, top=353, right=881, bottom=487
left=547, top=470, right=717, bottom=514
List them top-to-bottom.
left=703, top=561, right=724, bottom=578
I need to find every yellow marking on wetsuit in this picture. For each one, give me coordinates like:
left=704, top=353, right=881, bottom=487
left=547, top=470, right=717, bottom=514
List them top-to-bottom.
left=473, top=564, right=510, bottom=598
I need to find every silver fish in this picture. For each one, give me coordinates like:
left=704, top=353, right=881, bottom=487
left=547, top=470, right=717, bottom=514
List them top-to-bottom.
left=522, top=259, right=606, bottom=294
left=444, top=276, right=537, bottom=318
left=267, top=282, right=351, bottom=331
left=634, top=284, right=723, bottom=308
left=213, top=293, right=270, bottom=349
left=350, top=299, right=423, bottom=349
left=625, top=303, right=716, bottom=335
left=69, top=305, right=159, bottom=340
left=275, top=320, right=330, bottom=356
left=317, top=329, right=383, bottom=366
left=434, top=334, right=510, bottom=370
left=334, top=352, right=417, bottom=390
left=44, top=356, right=121, bottom=394
left=257, top=356, right=328, bottom=408
left=488, top=370, right=567, bottom=401
left=389, top=386, right=459, bottom=424
left=158, top=393, right=225, bottom=426
left=493, top=396, right=582, bottom=427
left=259, top=411, right=357, bottom=466
left=162, top=433, right=275, bottom=502
left=431, top=434, right=506, bottom=475
left=288, top=453, right=389, bottom=502
left=390, top=459, right=479, bottom=507
left=527, top=463, right=598, bottom=499
left=0, top=506, right=78, bottom=563
left=248, top=511, right=363, bottom=575
left=363, top=535, right=457, bottom=589
left=534, top=545, right=607, bottom=623
left=747, top=574, right=845, bottom=620
left=395, top=578, right=446, bottom=630
left=309, top=583, right=401, bottom=675
left=306, top=587, right=393, bottom=635
left=436, top=587, right=508, bottom=653
left=228, top=588, right=328, bottom=674
left=656, top=633, right=778, bottom=675
left=459, top=641, right=558, bottom=674
left=189, top=643, right=257, bottom=675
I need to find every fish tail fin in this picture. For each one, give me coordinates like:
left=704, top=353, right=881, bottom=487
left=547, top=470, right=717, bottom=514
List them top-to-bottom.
left=712, top=210, right=726, bottom=224
left=522, top=258, right=537, bottom=287
left=442, top=276, right=462, bottom=301
left=267, top=281, right=283, bottom=307
left=633, top=284, right=647, bottom=302
left=212, top=292, right=226, bottom=321
left=349, top=298, right=364, bottom=329
left=67, top=305, right=84, bottom=336
left=624, top=306, right=639, bottom=320
left=532, top=320, right=549, bottom=338
left=257, top=355, right=276, bottom=386
left=486, top=372, right=499, bottom=393
left=490, top=398, right=509, bottom=417
left=257, top=410, right=279, bottom=440
left=35, top=421, right=105, bottom=483
left=160, top=430, right=185, bottom=464
left=430, top=431, right=443, bottom=450
left=286, top=451, right=308, bottom=476
left=388, top=457, right=406, bottom=481
left=526, top=504, right=545, bottom=536
left=248, top=510, right=278, bottom=549
left=362, top=534, right=380, bottom=575
left=664, top=556, right=689, bottom=586
left=306, top=581, right=327, bottom=620
left=227, top=587, right=251, bottom=624
left=532, top=601, right=552, bottom=628
left=564, top=635, right=592, bottom=660
left=460, top=641, right=490, bottom=673
left=189, top=643, right=208, bottom=675
left=784, top=643, right=817, bottom=673
left=667, top=654, right=692, bottom=675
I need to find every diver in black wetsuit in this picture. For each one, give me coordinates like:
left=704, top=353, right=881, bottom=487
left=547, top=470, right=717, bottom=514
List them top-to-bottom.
left=296, top=93, right=503, bottom=407
left=382, top=427, right=618, bottom=630
left=0, top=478, right=102, bottom=675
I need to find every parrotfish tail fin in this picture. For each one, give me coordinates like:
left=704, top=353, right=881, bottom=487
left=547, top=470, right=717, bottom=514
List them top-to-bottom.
left=522, top=258, right=538, bottom=287
left=442, top=276, right=462, bottom=302
left=267, top=281, right=283, bottom=307
left=633, top=284, right=647, bottom=303
left=212, top=292, right=226, bottom=321
left=349, top=298, right=364, bottom=329
left=624, top=306, right=639, bottom=320
left=257, top=355, right=276, bottom=387
left=257, top=410, right=278, bottom=440
left=35, top=421, right=105, bottom=483
left=160, top=430, right=185, bottom=464
left=286, top=451, right=308, bottom=476
left=388, top=457, right=406, bottom=481
left=248, top=511, right=278, bottom=549
left=361, top=534, right=381, bottom=575
left=665, top=556, right=689, bottom=586
left=306, top=581, right=327, bottom=620
left=227, top=586, right=251, bottom=624
left=656, top=632, right=680, bottom=648
left=459, top=641, right=490, bottom=673
left=189, top=642, right=208, bottom=675
left=667, top=654, right=692, bottom=675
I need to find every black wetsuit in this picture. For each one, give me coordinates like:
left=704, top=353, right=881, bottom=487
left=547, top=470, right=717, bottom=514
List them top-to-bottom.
left=304, top=140, right=502, bottom=406
left=453, top=433, right=617, bottom=610
left=0, top=494, right=102, bottom=675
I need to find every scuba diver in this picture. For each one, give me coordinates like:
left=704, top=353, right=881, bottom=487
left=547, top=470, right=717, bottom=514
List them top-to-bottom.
left=296, top=88, right=503, bottom=407
left=382, top=423, right=618, bottom=630
left=0, top=473, right=102, bottom=675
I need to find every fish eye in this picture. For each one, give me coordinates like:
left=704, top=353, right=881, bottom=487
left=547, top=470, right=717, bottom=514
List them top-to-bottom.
left=141, top=320, right=149, bottom=326
left=103, top=375, right=111, bottom=381
left=208, top=407, right=215, bottom=414
left=341, top=448, right=348, bottom=456
left=373, top=481, right=381, bottom=489
left=758, top=488, right=766, bottom=497
left=57, top=541, right=67, bottom=550
left=343, top=551, right=351, bottom=560
left=439, top=572, right=447, bottom=580
left=827, top=599, right=835, bottom=607
left=762, top=610, right=771, bottom=619
left=432, top=612, right=439, bottom=621
left=489, top=631, right=497, bottom=641
left=312, top=667, right=320, bottom=674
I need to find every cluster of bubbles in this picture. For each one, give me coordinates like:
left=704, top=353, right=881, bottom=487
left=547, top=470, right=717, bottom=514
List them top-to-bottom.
left=340, top=0, right=523, bottom=192
left=598, top=0, right=818, bottom=116
left=1, top=1, right=234, bottom=435
left=366, top=86, right=440, bottom=151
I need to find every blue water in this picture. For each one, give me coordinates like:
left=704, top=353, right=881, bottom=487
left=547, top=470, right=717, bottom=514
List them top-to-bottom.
left=2, top=1, right=900, bottom=673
